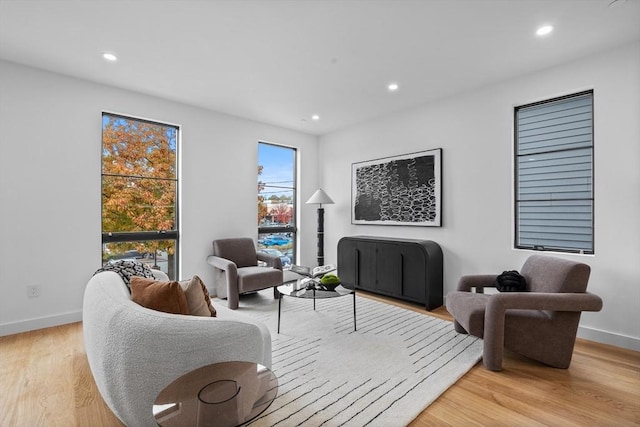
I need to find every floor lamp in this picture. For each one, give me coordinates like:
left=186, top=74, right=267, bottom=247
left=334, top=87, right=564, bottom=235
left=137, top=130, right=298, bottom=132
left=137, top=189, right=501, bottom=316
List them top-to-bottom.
left=306, top=189, right=334, bottom=266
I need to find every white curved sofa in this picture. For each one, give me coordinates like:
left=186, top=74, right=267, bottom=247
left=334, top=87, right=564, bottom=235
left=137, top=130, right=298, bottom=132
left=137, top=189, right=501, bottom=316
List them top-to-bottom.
left=83, top=270, right=272, bottom=427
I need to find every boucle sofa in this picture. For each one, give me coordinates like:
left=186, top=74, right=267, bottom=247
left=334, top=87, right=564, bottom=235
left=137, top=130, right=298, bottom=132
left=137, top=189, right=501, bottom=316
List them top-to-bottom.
left=83, top=269, right=272, bottom=427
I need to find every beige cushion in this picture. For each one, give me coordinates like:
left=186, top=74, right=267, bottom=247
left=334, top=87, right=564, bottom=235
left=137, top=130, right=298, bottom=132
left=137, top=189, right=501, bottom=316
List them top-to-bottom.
left=179, top=275, right=216, bottom=317
left=130, top=276, right=190, bottom=315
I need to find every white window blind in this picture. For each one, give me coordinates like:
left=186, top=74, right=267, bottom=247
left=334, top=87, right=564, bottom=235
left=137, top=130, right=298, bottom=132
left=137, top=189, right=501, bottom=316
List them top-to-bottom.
left=515, top=91, right=594, bottom=254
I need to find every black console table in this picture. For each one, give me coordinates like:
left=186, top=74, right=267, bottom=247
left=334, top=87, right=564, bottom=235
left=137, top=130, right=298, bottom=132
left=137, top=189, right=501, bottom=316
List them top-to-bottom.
left=337, top=236, right=443, bottom=310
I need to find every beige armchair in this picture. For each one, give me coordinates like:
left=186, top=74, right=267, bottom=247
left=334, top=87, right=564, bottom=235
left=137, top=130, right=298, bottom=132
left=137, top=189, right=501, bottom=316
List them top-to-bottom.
left=207, top=237, right=283, bottom=309
left=446, top=255, right=603, bottom=371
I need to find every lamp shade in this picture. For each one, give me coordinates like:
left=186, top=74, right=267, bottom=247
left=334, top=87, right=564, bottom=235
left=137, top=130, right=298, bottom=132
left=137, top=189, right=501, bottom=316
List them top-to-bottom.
left=306, top=188, right=334, bottom=205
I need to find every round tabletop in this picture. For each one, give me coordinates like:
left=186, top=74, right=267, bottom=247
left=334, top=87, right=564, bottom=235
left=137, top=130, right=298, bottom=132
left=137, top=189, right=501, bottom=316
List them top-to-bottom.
left=278, top=275, right=354, bottom=299
left=153, top=361, right=277, bottom=427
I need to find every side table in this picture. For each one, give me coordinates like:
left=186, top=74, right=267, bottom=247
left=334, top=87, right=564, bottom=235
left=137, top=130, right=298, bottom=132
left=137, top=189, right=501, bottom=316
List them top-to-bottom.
left=277, top=274, right=356, bottom=334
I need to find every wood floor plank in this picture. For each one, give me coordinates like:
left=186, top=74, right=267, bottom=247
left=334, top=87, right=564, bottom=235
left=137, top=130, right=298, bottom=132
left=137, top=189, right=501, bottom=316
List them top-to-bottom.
left=1, top=294, right=638, bottom=426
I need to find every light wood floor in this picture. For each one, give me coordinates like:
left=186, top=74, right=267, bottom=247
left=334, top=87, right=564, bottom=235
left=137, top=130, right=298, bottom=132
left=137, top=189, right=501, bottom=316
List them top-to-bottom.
left=1, top=293, right=638, bottom=426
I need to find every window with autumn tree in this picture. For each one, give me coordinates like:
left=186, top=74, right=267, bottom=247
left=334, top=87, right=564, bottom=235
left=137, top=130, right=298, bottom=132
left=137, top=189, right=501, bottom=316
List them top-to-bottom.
left=101, top=113, right=179, bottom=279
left=258, top=142, right=296, bottom=267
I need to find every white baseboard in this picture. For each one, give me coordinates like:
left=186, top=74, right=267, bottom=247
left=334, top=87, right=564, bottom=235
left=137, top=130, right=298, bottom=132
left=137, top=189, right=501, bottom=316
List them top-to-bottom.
left=0, top=310, right=83, bottom=337
left=577, top=325, right=640, bottom=351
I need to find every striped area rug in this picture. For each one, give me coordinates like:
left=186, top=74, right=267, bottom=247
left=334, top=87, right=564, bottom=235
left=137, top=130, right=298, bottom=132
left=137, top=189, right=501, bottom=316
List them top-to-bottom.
left=230, top=290, right=482, bottom=427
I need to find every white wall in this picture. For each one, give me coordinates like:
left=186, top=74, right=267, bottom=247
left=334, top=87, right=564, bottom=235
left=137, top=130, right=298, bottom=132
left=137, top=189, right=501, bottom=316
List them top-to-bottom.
left=319, top=42, right=640, bottom=350
left=2, top=43, right=638, bottom=349
left=0, top=60, right=319, bottom=335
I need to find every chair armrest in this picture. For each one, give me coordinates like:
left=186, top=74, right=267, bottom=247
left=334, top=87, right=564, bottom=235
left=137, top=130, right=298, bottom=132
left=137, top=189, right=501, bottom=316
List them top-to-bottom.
left=257, top=252, right=283, bottom=270
left=207, top=255, right=237, bottom=273
left=207, top=255, right=240, bottom=308
left=457, top=274, right=498, bottom=292
left=482, top=291, right=602, bottom=371
left=488, top=292, right=603, bottom=313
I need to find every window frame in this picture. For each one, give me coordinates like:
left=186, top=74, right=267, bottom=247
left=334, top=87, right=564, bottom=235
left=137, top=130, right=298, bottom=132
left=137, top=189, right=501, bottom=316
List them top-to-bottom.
left=513, top=90, right=595, bottom=255
left=101, top=112, right=180, bottom=278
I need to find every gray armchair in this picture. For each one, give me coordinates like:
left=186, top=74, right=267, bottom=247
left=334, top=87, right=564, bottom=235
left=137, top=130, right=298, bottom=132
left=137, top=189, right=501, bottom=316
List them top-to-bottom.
left=207, top=237, right=283, bottom=309
left=446, top=255, right=603, bottom=371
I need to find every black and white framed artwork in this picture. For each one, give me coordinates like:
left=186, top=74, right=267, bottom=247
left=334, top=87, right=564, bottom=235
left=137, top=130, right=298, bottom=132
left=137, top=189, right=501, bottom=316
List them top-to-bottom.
left=351, top=148, right=442, bottom=226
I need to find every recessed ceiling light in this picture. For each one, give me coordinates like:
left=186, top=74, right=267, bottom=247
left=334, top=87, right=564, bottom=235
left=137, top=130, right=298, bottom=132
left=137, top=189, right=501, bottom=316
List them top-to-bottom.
left=536, top=25, right=554, bottom=37
left=102, top=52, right=118, bottom=61
left=388, top=83, right=399, bottom=91
left=311, top=115, right=320, bottom=121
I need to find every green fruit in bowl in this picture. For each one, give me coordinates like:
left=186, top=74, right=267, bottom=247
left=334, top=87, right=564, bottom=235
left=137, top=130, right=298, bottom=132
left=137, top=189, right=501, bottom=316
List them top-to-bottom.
left=320, top=274, right=340, bottom=285
left=320, top=274, right=341, bottom=290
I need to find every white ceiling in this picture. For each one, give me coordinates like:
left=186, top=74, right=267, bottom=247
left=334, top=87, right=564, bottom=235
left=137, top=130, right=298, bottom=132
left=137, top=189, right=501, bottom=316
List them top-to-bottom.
left=0, top=0, right=638, bottom=136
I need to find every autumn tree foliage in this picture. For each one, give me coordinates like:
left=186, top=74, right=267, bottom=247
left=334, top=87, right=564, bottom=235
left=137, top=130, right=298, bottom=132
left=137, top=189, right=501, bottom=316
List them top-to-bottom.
left=102, top=116, right=177, bottom=256
left=258, top=165, right=269, bottom=224
left=271, top=204, right=293, bottom=224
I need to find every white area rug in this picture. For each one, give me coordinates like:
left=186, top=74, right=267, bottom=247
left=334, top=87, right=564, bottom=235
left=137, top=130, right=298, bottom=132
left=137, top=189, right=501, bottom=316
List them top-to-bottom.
left=224, top=290, right=482, bottom=426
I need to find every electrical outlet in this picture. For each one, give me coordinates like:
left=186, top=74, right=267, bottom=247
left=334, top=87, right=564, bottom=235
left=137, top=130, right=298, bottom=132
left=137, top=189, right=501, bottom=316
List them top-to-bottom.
left=27, top=285, right=40, bottom=298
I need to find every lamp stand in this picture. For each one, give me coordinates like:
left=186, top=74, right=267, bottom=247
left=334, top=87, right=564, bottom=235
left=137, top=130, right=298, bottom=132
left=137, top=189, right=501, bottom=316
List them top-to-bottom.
left=306, top=189, right=333, bottom=267
left=316, top=206, right=324, bottom=266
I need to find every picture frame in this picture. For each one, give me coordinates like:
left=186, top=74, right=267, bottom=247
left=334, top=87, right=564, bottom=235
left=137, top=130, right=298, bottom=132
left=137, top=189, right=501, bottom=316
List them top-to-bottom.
left=351, top=148, right=442, bottom=226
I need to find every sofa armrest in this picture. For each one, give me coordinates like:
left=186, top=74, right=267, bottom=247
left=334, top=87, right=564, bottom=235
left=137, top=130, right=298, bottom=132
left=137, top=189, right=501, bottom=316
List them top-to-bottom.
left=257, top=252, right=283, bottom=270
left=457, top=274, right=498, bottom=293
left=117, top=314, right=269, bottom=426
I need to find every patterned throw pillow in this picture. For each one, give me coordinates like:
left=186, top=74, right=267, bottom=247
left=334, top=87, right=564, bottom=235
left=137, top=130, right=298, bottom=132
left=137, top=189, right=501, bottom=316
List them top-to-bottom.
left=93, top=259, right=155, bottom=291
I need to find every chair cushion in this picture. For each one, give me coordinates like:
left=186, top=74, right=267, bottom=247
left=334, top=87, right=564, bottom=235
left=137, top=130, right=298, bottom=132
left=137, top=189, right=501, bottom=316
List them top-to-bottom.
left=237, top=267, right=283, bottom=293
left=446, top=291, right=490, bottom=338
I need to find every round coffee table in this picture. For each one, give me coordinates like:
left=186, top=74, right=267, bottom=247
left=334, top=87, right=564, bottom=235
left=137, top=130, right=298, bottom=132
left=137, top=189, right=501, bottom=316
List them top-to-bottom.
left=277, top=273, right=356, bottom=333
left=153, top=361, right=277, bottom=427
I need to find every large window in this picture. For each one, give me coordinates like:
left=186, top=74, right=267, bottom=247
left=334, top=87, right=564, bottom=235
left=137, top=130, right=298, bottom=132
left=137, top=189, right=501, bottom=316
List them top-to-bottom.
left=514, top=91, right=594, bottom=254
left=101, top=113, right=179, bottom=278
left=257, top=142, right=296, bottom=267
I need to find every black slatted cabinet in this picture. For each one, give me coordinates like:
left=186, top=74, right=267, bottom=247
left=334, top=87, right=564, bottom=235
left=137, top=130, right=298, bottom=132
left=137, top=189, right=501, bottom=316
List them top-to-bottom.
left=337, top=236, right=443, bottom=310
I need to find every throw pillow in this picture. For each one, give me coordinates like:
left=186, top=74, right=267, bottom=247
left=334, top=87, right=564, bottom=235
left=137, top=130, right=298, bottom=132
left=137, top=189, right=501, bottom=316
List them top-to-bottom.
left=94, top=259, right=155, bottom=290
left=495, top=270, right=527, bottom=292
left=179, top=275, right=217, bottom=317
left=130, top=276, right=190, bottom=315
